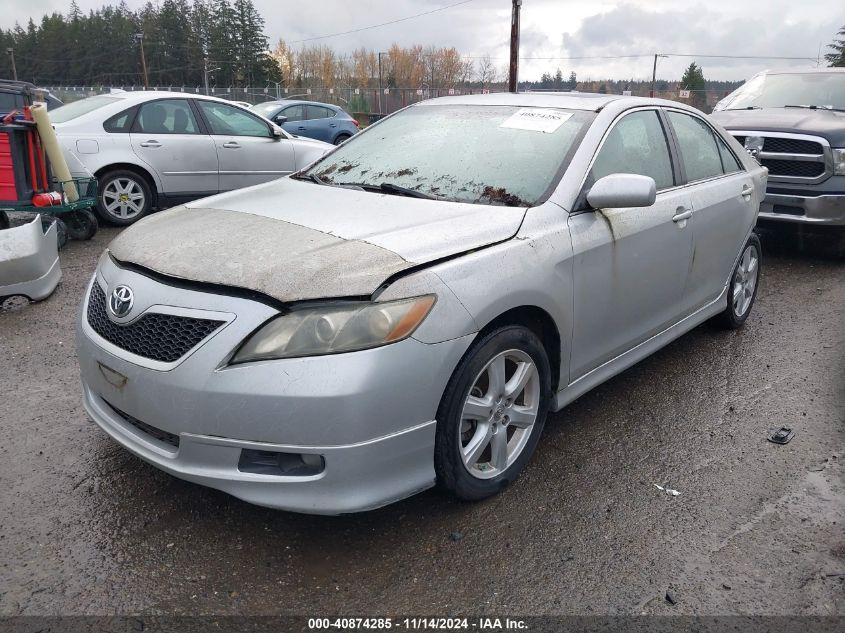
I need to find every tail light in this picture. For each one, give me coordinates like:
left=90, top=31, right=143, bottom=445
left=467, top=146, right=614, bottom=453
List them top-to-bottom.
left=352, top=119, right=359, bottom=128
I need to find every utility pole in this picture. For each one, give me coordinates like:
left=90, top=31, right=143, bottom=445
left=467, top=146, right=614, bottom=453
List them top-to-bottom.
left=508, top=0, right=522, bottom=93
left=135, top=33, right=149, bottom=90
left=7, top=48, right=17, bottom=81
left=377, top=51, right=384, bottom=114
left=651, top=54, right=667, bottom=98
left=204, top=57, right=210, bottom=95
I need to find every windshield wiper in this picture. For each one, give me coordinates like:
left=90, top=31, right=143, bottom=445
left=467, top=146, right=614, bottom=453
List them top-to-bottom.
left=784, top=104, right=845, bottom=112
left=726, top=106, right=761, bottom=110
left=290, top=172, right=326, bottom=185
left=335, top=182, right=436, bottom=200
left=378, top=182, right=436, bottom=200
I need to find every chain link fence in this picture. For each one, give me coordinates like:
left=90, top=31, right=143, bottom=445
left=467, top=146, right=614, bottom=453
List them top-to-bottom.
left=45, top=85, right=733, bottom=117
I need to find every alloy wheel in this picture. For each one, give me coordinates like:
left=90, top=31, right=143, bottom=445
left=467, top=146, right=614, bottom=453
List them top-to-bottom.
left=102, top=177, right=146, bottom=220
left=732, top=244, right=759, bottom=317
left=459, top=349, right=541, bottom=479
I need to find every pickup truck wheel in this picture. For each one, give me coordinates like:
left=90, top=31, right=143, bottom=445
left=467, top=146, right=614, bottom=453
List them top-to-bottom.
left=96, top=170, right=152, bottom=226
left=716, top=233, right=761, bottom=329
left=435, top=325, right=551, bottom=501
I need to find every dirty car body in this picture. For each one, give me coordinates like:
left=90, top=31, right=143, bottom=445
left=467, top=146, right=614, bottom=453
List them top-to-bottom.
left=76, top=93, right=766, bottom=513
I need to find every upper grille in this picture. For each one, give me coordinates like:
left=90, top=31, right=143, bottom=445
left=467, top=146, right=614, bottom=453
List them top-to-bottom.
left=730, top=132, right=830, bottom=182
left=763, top=137, right=823, bottom=155
left=760, top=159, right=826, bottom=178
left=87, top=282, right=224, bottom=363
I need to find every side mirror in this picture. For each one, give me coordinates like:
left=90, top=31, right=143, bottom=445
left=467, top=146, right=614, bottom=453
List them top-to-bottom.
left=274, top=115, right=288, bottom=125
left=271, top=126, right=285, bottom=139
left=586, top=173, right=656, bottom=209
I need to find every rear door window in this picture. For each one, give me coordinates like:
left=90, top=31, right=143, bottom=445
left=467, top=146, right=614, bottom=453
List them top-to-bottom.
left=133, top=99, right=199, bottom=135
left=306, top=105, right=335, bottom=120
left=666, top=111, right=725, bottom=182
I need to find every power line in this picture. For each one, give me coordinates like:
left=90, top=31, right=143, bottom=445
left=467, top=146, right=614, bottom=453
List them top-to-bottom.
left=289, top=0, right=478, bottom=44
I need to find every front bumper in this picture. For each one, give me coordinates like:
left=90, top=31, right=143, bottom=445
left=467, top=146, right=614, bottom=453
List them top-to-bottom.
left=759, top=191, right=845, bottom=226
left=76, top=262, right=474, bottom=513
left=82, top=384, right=440, bottom=514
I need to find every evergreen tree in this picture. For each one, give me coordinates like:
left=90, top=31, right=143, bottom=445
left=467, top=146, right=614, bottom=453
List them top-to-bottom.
left=825, top=25, right=845, bottom=66
left=680, top=62, right=706, bottom=109
left=567, top=71, right=577, bottom=90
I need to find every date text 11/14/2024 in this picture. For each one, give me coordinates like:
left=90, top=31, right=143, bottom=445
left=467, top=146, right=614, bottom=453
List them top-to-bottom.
left=307, top=617, right=528, bottom=630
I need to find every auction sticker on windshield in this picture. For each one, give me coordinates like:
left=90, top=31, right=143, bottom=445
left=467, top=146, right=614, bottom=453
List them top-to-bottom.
left=499, top=108, right=573, bottom=133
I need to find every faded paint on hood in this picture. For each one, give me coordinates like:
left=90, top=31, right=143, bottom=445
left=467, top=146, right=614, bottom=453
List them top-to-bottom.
left=108, top=178, right=527, bottom=302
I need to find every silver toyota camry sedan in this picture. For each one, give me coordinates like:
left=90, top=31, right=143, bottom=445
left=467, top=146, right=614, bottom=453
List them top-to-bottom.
left=76, top=93, right=767, bottom=514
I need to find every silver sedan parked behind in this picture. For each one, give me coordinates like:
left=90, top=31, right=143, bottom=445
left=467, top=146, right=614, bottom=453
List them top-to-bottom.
left=51, top=91, right=331, bottom=226
left=76, top=93, right=767, bottom=513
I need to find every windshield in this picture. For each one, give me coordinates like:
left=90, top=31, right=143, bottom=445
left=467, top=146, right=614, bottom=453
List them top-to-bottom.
left=716, top=72, right=845, bottom=111
left=50, top=95, right=120, bottom=123
left=252, top=102, right=283, bottom=119
left=304, top=104, right=593, bottom=207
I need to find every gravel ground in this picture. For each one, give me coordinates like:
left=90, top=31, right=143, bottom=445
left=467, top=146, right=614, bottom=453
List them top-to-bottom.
left=0, top=221, right=843, bottom=618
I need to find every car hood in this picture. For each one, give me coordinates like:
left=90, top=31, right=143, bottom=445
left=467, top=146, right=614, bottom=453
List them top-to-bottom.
left=710, top=108, right=845, bottom=146
left=108, top=177, right=526, bottom=302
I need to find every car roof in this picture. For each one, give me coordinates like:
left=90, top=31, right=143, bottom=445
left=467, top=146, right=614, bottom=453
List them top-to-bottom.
left=757, top=67, right=845, bottom=75
left=106, top=90, right=247, bottom=105
left=416, top=91, right=672, bottom=112
left=259, top=99, right=342, bottom=109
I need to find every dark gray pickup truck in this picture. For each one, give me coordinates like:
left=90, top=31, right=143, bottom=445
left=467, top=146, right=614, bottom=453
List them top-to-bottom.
left=711, top=68, right=844, bottom=226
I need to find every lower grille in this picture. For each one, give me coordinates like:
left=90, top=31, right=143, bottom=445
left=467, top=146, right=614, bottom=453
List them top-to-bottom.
left=760, top=159, right=826, bottom=179
left=87, top=282, right=224, bottom=363
left=106, top=400, right=180, bottom=449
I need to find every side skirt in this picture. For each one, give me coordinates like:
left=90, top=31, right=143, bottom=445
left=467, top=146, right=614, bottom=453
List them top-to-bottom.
left=553, top=285, right=727, bottom=412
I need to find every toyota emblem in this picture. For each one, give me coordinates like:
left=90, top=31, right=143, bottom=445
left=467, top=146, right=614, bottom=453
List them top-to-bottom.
left=109, top=285, right=134, bottom=318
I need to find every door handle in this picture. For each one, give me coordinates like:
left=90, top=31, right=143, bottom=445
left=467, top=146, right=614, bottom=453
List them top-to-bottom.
left=329, top=123, right=337, bottom=128
left=297, top=126, right=306, bottom=130
left=139, top=140, right=161, bottom=148
left=222, top=142, right=240, bottom=149
left=741, top=184, right=753, bottom=200
left=672, top=207, right=693, bottom=223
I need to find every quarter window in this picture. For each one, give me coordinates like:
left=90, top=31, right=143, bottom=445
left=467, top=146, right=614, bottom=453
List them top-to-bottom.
left=134, top=99, right=199, bottom=134
left=197, top=100, right=271, bottom=137
left=103, top=106, right=136, bottom=133
left=590, top=110, right=675, bottom=191
left=666, top=111, right=725, bottom=182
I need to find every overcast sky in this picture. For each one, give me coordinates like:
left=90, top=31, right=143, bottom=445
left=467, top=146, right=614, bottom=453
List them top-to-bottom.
left=6, top=0, right=844, bottom=81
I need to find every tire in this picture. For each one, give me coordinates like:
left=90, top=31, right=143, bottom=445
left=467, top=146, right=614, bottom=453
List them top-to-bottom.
left=334, top=133, right=352, bottom=145
left=96, top=169, right=152, bottom=226
left=64, top=209, right=99, bottom=241
left=0, top=211, right=9, bottom=230
left=716, top=233, right=761, bottom=329
left=434, top=325, right=551, bottom=501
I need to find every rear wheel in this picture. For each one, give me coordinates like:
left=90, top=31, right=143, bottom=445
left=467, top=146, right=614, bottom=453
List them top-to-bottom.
left=334, top=133, right=352, bottom=145
left=96, top=170, right=152, bottom=226
left=716, top=233, right=761, bottom=329
left=435, top=325, right=551, bottom=501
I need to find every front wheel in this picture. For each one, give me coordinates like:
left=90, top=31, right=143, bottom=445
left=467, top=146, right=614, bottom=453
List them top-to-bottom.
left=96, top=170, right=152, bottom=226
left=716, top=233, right=761, bottom=329
left=434, top=325, right=551, bottom=501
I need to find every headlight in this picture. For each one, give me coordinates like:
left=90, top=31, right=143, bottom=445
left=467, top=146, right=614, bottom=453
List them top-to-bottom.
left=833, top=148, right=845, bottom=176
left=231, top=295, right=436, bottom=363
